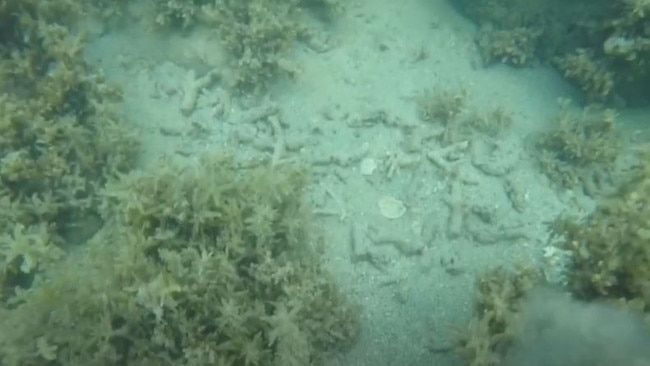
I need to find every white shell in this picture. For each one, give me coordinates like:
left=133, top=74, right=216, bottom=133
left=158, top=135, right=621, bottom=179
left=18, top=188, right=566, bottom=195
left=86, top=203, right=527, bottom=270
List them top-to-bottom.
left=360, top=157, right=377, bottom=176
left=378, top=196, right=406, bottom=219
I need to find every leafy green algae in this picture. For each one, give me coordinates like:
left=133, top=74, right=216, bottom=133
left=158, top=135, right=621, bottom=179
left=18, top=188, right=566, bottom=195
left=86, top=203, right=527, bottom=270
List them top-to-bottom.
left=0, top=155, right=360, bottom=366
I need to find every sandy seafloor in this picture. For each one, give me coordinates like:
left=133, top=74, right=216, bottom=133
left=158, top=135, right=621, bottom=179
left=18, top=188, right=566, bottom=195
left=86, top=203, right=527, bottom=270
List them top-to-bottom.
left=84, top=0, right=649, bottom=365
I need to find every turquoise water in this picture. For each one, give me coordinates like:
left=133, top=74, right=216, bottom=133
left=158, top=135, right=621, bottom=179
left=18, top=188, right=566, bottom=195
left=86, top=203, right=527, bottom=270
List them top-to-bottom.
left=1, top=0, right=649, bottom=365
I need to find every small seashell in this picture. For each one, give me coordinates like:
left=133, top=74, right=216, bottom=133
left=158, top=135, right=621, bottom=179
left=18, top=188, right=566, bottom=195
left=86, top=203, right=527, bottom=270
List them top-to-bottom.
left=360, top=157, right=377, bottom=176
left=378, top=196, right=406, bottom=219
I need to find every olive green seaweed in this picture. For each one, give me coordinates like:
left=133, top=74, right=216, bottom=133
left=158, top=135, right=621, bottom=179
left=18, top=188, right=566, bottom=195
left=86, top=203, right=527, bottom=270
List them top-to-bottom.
left=0, top=0, right=137, bottom=297
left=151, top=0, right=345, bottom=92
left=455, top=0, right=650, bottom=105
left=476, top=26, right=541, bottom=67
left=536, top=99, right=619, bottom=195
left=456, top=147, right=650, bottom=366
left=548, top=150, right=650, bottom=305
left=0, top=155, right=361, bottom=366
left=454, top=266, right=544, bottom=366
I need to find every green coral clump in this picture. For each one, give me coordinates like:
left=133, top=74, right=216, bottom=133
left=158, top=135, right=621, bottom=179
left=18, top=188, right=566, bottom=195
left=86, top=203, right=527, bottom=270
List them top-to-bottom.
left=0, top=0, right=137, bottom=295
left=150, top=0, right=344, bottom=92
left=152, top=0, right=211, bottom=28
left=200, top=0, right=304, bottom=91
left=452, top=0, right=650, bottom=104
left=0, top=2, right=359, bottom=363
left=476, top=26, right=542, bottom=67
left=555, top=49, right=615, bottom=102
left=415, top=87, right=471, bottom=144
left=415, top=87, right=515, bottom=143
left=416, top=88, right=467, bottom=124
left=536, top=99, right=620, bottom=195
left=468, top=106, right=514, bottom=137
left=455, top=142, right=650, bottom=366
left=455, top=149, right=650, bottom=366
left=0, top=154, right=361, bottom=366
left=548, top=157, right=650, bottom=305
left=455, top=266, right=544, bottom=366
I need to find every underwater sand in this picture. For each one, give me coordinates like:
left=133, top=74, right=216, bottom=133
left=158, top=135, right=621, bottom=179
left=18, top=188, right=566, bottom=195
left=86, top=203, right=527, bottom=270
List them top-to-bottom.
left=84, top=0, right=649, bottom=365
